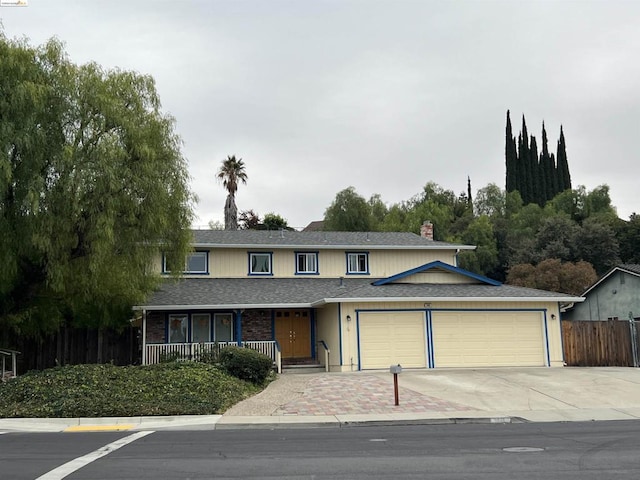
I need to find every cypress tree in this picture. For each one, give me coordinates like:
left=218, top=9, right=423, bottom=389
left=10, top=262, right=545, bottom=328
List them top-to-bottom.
left=505, top=110, right=518, bottom=193
left=518, top=115, right=531, bottom=204
left=540, top=122, right=552, bottom=202
left=557, top=125, right=572, bottom=191
left=529, top=135, right=541, bottom=206
left=549, top=152, right=560, bottom=197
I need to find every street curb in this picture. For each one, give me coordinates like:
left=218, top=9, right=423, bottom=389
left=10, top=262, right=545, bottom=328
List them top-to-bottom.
left=212, top=416, right=521, bottom=430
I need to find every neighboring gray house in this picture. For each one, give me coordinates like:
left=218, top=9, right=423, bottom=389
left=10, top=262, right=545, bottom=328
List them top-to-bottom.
left=564, top=265, right=640, bottom=321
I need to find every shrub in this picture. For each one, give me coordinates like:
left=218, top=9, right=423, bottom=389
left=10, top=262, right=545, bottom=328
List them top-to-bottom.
left=219, top=346, right=273, bottom=385
left=0, top=363, right=260, bottom=418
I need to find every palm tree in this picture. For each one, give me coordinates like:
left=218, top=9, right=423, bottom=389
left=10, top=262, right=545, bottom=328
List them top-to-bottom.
left=217, top=155, right=247, bottom=230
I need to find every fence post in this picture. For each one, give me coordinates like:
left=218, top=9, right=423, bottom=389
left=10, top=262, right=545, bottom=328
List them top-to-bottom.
left=630, top=318, right=639, bottom=368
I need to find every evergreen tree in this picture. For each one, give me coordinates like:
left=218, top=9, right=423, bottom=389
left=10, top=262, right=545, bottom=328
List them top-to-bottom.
left=505, top=111, right=518, bottom=193
left=505, top=112, right=572, bottom=207
left=518, top=116, right=531, bottom=204
left=540, top=122, right=552, bottom=202
left=557, top=126, right=572, bottom=191
left=529, top=135, right=541, bottom=206
left=549, top=152, right=560, bottom=197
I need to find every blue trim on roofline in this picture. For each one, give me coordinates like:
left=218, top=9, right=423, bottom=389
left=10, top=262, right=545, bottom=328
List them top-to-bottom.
left=371, top=260, right=501, bottom=286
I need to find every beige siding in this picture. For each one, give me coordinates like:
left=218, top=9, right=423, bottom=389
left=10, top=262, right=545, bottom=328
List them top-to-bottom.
left=170, top=248, right=459, bottom=278
left=212, top=249, right=251, bottom=277
left=400, top=272, right=477, bottom=284
left=315, top=304, right=342, bottom=371
left=432, top=311, right=546, bottom=367
left=358, top=312, right=427, bottom=369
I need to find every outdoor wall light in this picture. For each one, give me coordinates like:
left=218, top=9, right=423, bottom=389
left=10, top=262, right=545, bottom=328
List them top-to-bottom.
left=551, top=314, right=556, bottom=320
left=346, top=315, right=352, bottom=322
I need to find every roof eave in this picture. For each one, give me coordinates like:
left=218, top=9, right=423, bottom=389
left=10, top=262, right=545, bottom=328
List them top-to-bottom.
left=191, top=243, right=476, bottom=250
left=321, top=296, right=585, bottom=304
left=133, top=303, right=314, bottom=311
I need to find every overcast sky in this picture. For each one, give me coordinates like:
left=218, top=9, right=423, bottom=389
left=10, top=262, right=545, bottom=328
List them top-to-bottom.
left=2, top=0, right=639, bottom=229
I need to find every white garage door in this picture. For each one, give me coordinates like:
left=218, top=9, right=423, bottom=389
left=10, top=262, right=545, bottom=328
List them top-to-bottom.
left=431, top=311, right=546, bottom=367
left=359, top=312, right=427, bottom=369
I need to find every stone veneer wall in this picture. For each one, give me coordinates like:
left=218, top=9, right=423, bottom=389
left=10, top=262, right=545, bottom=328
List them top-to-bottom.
left=241, top=310, right=273, bottom=341
left=146, top=312, right=166, bottom=343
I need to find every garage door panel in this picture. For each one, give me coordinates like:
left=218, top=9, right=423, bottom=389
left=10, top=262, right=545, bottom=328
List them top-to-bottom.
left=432, top=311, right=545, bottom=368
left=359, top=312, right=426, bottom=369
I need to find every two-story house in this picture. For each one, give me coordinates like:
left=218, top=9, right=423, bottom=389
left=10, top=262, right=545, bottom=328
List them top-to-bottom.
left=134, top=225, right=583, bottom=371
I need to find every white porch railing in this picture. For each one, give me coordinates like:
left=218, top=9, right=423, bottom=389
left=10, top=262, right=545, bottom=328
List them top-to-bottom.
left=318, top=340, right=330, bottom=372
left=145, top=341, right=281, bottom=373
left=1, top=348, right=20, bottom=381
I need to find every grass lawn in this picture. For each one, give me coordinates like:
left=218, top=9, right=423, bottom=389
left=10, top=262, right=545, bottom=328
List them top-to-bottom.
left=0, top=362, right=266, bottom=418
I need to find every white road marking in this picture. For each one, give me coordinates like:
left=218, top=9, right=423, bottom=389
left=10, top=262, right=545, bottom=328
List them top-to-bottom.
left=36, top=430, right=154, bottom=480
left=0, top=431, right=7, bottom=435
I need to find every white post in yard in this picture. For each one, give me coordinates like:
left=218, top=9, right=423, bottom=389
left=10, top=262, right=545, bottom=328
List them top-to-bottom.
left=142, top=309, right=147, bottom=365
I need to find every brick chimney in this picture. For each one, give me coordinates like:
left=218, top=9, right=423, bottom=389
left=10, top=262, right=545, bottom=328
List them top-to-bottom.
left=420, top=221, right=433, bottom=240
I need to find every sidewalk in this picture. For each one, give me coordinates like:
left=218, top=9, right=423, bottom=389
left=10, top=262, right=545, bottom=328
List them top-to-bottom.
left=2, top=367, right=640, bottom=432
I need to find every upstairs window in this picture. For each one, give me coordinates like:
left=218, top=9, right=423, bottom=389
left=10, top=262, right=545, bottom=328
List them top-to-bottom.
left=163, top=251, right=209, bottom=274
left=249, top=252, right=273, bottom=275
left=296, top=252, right=318, bottom=274
left=346, top=252, right=369, bottom=274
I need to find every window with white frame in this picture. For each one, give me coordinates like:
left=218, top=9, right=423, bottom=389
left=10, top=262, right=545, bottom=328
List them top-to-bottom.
left=163, top=251, right=208, bottom=274
left=249, top=252, right=272, bottom=275
left=296, top=252, right=318, bottom=274
left=346, top=252, right=369, bottom=274
left=191, top=313, right=211, bottom=343
left=214, top=313, right=233, bottom=342
left=168, top=314, right=188, bottom=343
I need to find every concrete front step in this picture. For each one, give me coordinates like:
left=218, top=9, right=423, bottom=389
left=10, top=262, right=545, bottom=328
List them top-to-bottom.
left=282, top=364, right=326, bottom=374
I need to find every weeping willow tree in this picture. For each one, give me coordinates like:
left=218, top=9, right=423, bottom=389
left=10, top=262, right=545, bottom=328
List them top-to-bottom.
left=0, top=33, right=194, bottom=336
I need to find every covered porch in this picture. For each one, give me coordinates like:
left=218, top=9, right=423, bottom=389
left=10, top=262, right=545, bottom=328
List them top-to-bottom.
left=140, top=307, right=330, bottom=373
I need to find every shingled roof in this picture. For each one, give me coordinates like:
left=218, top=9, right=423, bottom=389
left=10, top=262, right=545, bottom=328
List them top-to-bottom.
left=190, top=229, right=475, bottom=250
left=580, top=264, right=640, bottom=296
left=137, top=277, right=583, bottom=310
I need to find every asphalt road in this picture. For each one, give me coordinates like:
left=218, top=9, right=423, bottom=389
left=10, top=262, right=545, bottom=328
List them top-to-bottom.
left=2, top=421, right=640, bottom=479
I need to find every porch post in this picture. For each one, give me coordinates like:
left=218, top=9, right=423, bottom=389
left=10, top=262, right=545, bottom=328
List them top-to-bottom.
left=142, top=309, right=147, bottom=365
left=235, top=310, right=243, bottom=344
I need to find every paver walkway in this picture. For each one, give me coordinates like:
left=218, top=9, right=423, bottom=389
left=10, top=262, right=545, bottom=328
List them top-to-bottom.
left=274, top=374, right=472, bottom=415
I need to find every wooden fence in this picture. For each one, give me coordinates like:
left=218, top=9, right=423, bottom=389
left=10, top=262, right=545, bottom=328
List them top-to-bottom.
left=561, top=320, right=639, bottom=367
left=2, top=326, right=140, bottom=373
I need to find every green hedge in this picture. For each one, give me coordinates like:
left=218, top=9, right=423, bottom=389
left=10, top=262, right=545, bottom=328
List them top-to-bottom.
left=0, top=362, right=260, bottom=418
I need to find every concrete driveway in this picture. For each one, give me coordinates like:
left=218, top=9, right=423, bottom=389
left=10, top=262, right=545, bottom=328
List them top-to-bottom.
left=223, top=367, right=640, bottom=423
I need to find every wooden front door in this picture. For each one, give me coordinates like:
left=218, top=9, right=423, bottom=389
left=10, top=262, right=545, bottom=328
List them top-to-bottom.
left=274, top=310, right=311, bottom=359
